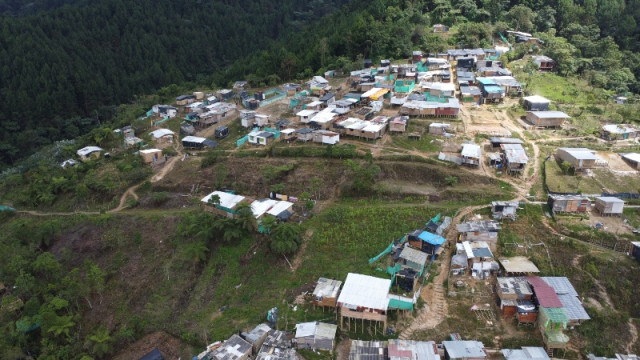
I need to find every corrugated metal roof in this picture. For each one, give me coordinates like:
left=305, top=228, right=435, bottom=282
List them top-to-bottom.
left=523, top=95, right=550, bottom=104
left=529, top=111, right=570, bottom=119
left=461, top=144, right=481, bottom=159
left=502, top=144, right=528, bottom=164
left=558, top=148, right=598, bottom=160
left=201, top=191, right=246, bottom=209
left=595, top=196, right=625, bottom=204
left=457, top=220, right=500, bottom=233
left=417, top=231, right=446, bottom=246
left=399, top=246, right=429, bottom=266
left=499, top=257, right=540, bottom=274
left=337, top=273, right=390, bottom=311
left=497, top=277, right=533, bottom=297
left=527, top=277, right=563, bottom=308
left=541, top=277, right=578, bottom=296
left=312, top=278, right=342, bottom=299
left=558, top=294, right=590, bottom=321
left=349, top=340, right=387, bottom=360
left=388, top=340, right=440, bottom=360
left=442, top=340, right=486, bottom=359
left=502, top=347, right=550, bottom=360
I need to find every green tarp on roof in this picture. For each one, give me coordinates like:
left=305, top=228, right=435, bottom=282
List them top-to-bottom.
left=540, top=306, right=569, bottom=329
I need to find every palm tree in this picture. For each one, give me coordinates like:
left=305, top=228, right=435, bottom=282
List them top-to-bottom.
left=235, top=202, right=256, bottom=233
left=270, top=223, right=302, bottom=255
left=182, top=241, right=209, bottom=264
left=86, top=327, right=113, bottom=359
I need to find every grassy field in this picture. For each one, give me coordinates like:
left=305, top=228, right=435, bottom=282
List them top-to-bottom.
left=389, top=122, right=443, bottom=153
left=544, top=159, right=601, bottom=194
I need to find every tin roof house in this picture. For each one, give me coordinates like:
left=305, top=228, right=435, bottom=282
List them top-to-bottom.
left=523, top=95, right=551, bottom=111
left=525, top=111, right=570, bottom=128
left=600, top=124, right=639, bottom=141
left=461, top=143, right=482, bottom=167
left=501, top=144, right=528, bottom=174
left=555, top=148, right=599, bottom=171
left=201, top=191, right=251, bottom=219
left=547, top=195, right=590, bottom=214
left=594, top=196, right=624, bottom=216
left=491, top=201, right=518, bottom=220
left=457, top=220, right=500, bottom=249
left=407, top=230, right=446, bottom=256
left=337, top=273, right=391, bottom=333
left=294, top=322, right=337, bottom=352
left=209, top=334, right=253, bottom=360
left=349, top=340, right=387, bottom=360
left=388, top=340, right=440, bottom=360
left=442, top=340, right=486, bottom=360
left=502, top=347, right=550, bottom=360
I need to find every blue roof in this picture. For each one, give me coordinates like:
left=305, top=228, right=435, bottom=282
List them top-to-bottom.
left=477, top=78, right=497, bottom=85
left=417, top=231, right=446, bottom=246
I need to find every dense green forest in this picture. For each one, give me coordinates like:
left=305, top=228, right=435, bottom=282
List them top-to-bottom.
left=0, top=0, right=350, bottom=167
left=1, top=0, right=640, bottom=168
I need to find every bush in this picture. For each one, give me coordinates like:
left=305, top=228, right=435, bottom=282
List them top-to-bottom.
left=151, top=191, right=170, bottom=205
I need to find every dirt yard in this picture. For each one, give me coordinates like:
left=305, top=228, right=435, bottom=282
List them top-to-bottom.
left=597, top=151, right=638, bottom=172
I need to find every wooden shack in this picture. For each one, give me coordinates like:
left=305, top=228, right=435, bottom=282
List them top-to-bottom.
left=523, top=95, right=551, bottom=111
left=525, top=111, right=569, bottom=127
left=389, top=116, right=408, bottom=133
left=139, top=149, right=165, bottom=165
left=547, top=195, right=590, bottom=214
left=594, top=197, right=624, bottom=216
left=456, top=221, right=501, bottom=250
left=312, top=278, right=342, bottom=308
left=295, top=322, right=337, bottom=352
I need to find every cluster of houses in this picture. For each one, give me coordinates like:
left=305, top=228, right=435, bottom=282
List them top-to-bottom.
left=547, top=194, right=626, bottom=217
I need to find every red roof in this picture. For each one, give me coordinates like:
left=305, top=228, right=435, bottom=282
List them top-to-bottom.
left=526, top=276, right=563, bottom=308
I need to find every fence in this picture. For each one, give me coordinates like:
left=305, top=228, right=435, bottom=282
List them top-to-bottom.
left=260, top=89, right=287, bottom=107
left=263, top=127, right=281, bottom=139
left=236, top=135, right=248, bottom=147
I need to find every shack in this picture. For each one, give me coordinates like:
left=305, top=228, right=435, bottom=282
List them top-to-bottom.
left=532, top=55, right=555, bottom=71
left=459, top=85, right=482, bottom=103
left=523, top=95, right=551, bottom=111
left=525, top=111, right=570, bottom=128
left=389, top=116, right=408, bottom=133
left=429, top=123, right=451, bottom=135
left=601, top=124, right=640, bottom=141
left=295, top=128, right=314, bottom=142
left=149, top=129, right=175, bottom=146
left=248, top=130, right=276, bottom=146
left=313, top=130, right=340, bottom=145
left=182, top=136, right=217, bottom=149
left=489, top=137, right=523, bottom=148
left=461, top=144, right=482, bottom=167
left=501, top=144, right=528, bottom=174
left=76, top=146, right=103, bottom=161
left=555, top=148, right=598, bottom=171
left=139, top=149, right=165, bottom=165
left=620, top=153, right=640, bottom=169
left=547, top=195, right=590, bottom=214
left=594, top=197, right=624, bottom=216
left=491, top=201, right=518, bottom=220
left=407, top=230, right=446, bottom=256
left=631, top=242, right=640, bottom=262
left=396, top=246, right=429, bottom=276
left=337, top=273, right=390, bottom=333
left=497, top=277, right=534, bottom=317
left=312, top=278, right=342, bottom=309
left=295, top=322, right=337, bottom=351
left=241, top=323, right=272, bottom=354
left=442, top=340, right=486, bottom=360
left=502, top=347, right=550, bottom=360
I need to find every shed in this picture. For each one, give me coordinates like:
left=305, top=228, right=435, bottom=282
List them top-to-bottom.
left=433, top=24, right=449, bottom=33
left=532, top=55, right=555, bottom=71
left=459, top=85, right=481, bottom=103
left=176, top=94, right=196, bottom=105
left=523, top=96, right=551, bottom=111
left=296, top=110, right=318, bottom=123
left=525, top=111, right=569, bottom=127
left=389, top=116, right=408, bottom=133
left=429, top=123, right=451, bottom=135
left=280, top=128, right=297, bottom=142
left=295, top=128, right=314, bottom=142
left=149, top=129, right=175, bottom=145
left=313, top=130, right=340, bottom=145
left=248, top=131, right=275, bottom=146
left=182, top=136, right=217, bottom=149
left=489, top=138, right=523, bottom=147
left=461, top=144, right=482, bottom=166
left=501, top=144, right=528, bottom=173
left=76, top=146, right=104, bottom=161
left=555, top=148, right=598, bottom=170
left=139, top=149, right=165, bottom=165
left=620, top=153, right=640, bottom=169
left=547, top=194, right=590, bottom=214
left=594, top=197, right=624, bottom=216
left=491, top=201, right=518, bottom=220
left=407, top=230, right=446, bottom=255
left=397, top=246, right=428, bottom=275
left=499, top=257, right=540, bottom=275
left=337, top=273, right=390, bottom=332
left=497, top=277, right=533, bottom=301
left=312, top=278, right=342, bottom=308
left=515, top=300, right=538, bottom=324
left=295, top=322, right=337, bottom=351
left=210, top=334, right=253, bottom=360
left=349, top=340, right=387, bottom=360
left=388, top=340, right=440, bottom=360
left=442, top=340, right=486, bottom=360
left=502, top=347, right=550, bottom=360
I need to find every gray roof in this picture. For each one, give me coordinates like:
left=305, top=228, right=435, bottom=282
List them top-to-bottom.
left=460, top=85, right=482, bottom=96
left=523, top=95, right=550, bottom=104
left=528, top=111, right=570, bottom=119
left=489, top=137, right=523, bottom=144
left=461, top=144, right=482, bottom=159
left=502, top=144, right=528, bottom=164
left=558, top=148, right=598, bottom=161
left=548, top=194, right=590, bottom=201
left=595, top=196, right=625, bottom=204
left=457, top=220, right=501, bottom=233
left=399, top=246, right=429, bottom=266
left=472, top=247, right=493, bottom=258
left=451, top=254, right=468, bottom=268
left=497, top=277, right=533, bottom=297
left=541, top=277, right=578, bottom=296
left=312, top=278, right=342, bottom=299
left=558, top=294, right=591, bottom=321
left=244, top=323, right=271, bottom=344
left=262, top=329, right=291, bottom=349
left=211, top=334, right=253, bottom=360
left=349, top=340, right=387, bottom=360
left=388, top=340, right=440, bottom=360
left=442, top=340, right=486, bottom=359
left=256, top=346, right=298, bottom=360
left=502, top=347, right=550, bottom=360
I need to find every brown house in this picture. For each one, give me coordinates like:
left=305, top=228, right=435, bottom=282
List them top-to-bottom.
left=525, top=111, right=570, bottom=127
left=547, top=195, right=590, bottom=214
left=312, top=278, right=342, bottom=309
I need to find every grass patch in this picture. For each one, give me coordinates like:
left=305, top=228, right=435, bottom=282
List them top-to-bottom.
left=544, top=160, right=601, bottom=194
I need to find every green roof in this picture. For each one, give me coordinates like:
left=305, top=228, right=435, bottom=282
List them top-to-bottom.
left=540, top=306, right=569, bottom=329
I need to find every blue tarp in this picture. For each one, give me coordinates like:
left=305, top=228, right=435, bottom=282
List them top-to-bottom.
left=417, top=231, right=445, bottom=246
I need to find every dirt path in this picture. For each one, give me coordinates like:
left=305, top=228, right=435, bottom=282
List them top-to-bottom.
left=398, top=203, right=491, bottom=339
left=17, top=210, right=100, bottom=216
left=291, top=229, right=312, bottom=273
left=627, top=318, right=638, bottom=353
